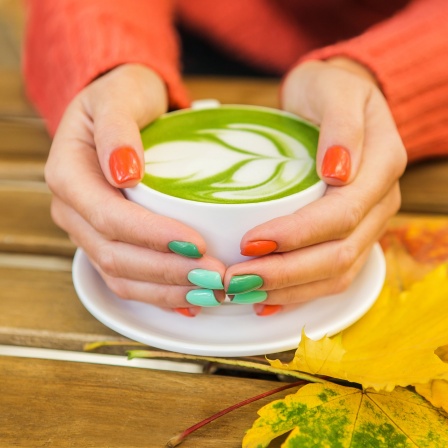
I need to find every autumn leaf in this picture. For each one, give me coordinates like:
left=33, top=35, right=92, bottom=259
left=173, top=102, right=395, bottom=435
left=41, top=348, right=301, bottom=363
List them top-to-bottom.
left=270, top=264, right=448, bottom=392
left=414, top=345, right=448, bottom=413
left=415, top=380, right=448, bottom=414
left=243, top=382, right=448, bottom=448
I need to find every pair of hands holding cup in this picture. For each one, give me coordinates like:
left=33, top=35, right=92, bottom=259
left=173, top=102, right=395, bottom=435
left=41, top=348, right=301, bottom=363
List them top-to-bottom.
left=46, top=58, right=407, bottom=317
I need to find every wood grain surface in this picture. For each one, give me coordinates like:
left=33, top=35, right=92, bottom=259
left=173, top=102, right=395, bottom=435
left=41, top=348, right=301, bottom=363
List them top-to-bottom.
left=0, top=2, right=447, bottom=447
left=0, top=356, right=291, bottom=448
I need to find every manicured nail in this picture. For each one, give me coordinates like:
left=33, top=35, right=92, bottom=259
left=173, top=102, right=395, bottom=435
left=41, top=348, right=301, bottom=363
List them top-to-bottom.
left=321, top=145, right=351, bottom=182
left=109, top=146, right=142, bottom=184
left=241, top=240, right=278, bottom=257
left=168, top=241, right=202, bottom=258
left=188, top=269, right=224, bottom=289
left=227, top=274, right=264, bottom=295
left=186, top=289, right=220, bottom=307
left=232, top=290, right=268, bottom=304
left=254, top=304, right=283, bottom=316
left=173, top=307, right=199, bottom=318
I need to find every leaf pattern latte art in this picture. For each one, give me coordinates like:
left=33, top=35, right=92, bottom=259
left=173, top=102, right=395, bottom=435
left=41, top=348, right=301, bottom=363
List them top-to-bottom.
left=144, top=124, right=316, bottom=203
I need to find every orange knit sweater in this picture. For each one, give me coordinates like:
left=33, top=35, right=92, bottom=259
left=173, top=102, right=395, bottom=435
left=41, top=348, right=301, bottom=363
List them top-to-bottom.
left=24, top=0, right=448, bottom=163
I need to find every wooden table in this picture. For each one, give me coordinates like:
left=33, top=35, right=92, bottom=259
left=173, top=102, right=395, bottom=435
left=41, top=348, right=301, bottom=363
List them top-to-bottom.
left=1, top=2, right=448, bottom=447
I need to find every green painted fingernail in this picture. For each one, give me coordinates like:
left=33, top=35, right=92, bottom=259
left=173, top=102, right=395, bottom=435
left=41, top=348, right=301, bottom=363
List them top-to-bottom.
left=168, top=241, right=202, bottom=258
left=188, top=269, right=224, bottom=290
left=227, top=274, right=264, bottom=295
left=186, top=289, right=220, bottom=307
left=231, top=290, right=268, bottom=304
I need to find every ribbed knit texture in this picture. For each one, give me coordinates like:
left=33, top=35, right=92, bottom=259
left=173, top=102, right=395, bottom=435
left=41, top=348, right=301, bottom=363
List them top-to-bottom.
left=23, top=0, right=448, bottom=163
left=24, top=0, right=189, bottom=135
left=300, top=0, right=448, bottom=162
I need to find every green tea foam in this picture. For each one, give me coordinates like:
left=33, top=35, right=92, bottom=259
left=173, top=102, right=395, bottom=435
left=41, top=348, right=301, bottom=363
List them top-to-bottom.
left=141, top=106, right=320, bottom=204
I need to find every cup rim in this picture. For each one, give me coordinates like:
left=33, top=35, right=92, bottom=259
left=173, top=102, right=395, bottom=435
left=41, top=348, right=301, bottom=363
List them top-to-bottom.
left=130, top=103, right=325, bottom=209
left=151, top=103, right=320, bottom=132
left=125, top=178, right=326, bottom=210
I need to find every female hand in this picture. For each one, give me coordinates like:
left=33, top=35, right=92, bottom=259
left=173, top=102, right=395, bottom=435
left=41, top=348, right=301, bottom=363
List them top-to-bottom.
left=224, top=58, right=407, bottom=315
left=46, top=64, right=226, bottom=315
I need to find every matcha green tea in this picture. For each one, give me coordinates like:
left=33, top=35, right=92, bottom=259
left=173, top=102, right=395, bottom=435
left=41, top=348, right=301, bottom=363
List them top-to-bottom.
left=140, top=106, right=320, bottom=204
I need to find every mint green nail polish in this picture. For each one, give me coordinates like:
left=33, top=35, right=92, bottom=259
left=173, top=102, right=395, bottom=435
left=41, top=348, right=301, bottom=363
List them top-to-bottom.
left=168, top=241, right=202, bottom=258
left=188, top=269, right=224, bottom=290
left=227, top=274, right=264, bottom=295
left=186, top=289, right=220, bottom=307
left=232, top=290, right=268, bottom=304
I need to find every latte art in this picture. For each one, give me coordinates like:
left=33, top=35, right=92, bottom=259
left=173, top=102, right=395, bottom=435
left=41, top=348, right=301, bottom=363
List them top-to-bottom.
left=140, top=107, right=319, bottom=204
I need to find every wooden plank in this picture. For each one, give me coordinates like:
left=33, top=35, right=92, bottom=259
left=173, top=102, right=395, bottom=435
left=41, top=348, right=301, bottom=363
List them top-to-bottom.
left=0, top=0, right=25, bottom=55
left=0, top=0, right=23, bottom=69
left=0, top=69, right=36, bottom=117
left=185, top=76, right=280, bottom=108
left=0, top=118, right=51, bottom=156
left=0, top=158, right=45, bottom=181
left=400, top=158, right=448, bottom=214
left=0, top=182, right=75, bottom=255
left=0, top=254, right=124, bottom=350
left=0, top=356, right=290, bottom=448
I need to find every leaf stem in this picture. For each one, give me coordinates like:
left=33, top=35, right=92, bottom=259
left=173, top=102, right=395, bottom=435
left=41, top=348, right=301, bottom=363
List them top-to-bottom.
left=127, top=349, right=323, bottom=384
left=165, top=380, right=306, bottom=447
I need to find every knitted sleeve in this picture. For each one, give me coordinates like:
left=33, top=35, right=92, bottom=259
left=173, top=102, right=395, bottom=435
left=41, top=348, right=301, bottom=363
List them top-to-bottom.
left=23, top=0, right=190, bottom=135
left=299, top=0, right=448, bottom=163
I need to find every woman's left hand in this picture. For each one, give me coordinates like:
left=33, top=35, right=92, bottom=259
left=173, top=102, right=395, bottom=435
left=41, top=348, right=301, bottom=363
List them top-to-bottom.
left=224, top=58, right=407, bottom=314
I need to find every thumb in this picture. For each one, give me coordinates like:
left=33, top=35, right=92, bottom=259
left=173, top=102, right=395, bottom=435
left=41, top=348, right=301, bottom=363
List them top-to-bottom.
left=282, top=60, right=376, bottom=186
left=86, top=64, right=168, bottom=188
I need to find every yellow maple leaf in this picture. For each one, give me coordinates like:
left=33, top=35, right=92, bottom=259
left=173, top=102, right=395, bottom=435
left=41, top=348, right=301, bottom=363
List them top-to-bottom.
left=270, top=264, right=448, bottom=392
left=414, top=345, right=448, bottom=412
left=415, top=380, right=448, bottom=413
left=243, top=382, right=448, bottom=448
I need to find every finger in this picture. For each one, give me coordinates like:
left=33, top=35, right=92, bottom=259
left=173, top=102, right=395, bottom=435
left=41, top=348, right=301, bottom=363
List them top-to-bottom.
left=282, top=61, right=376, bottom=185
left=82, top=64, right=167, bottom=188
left=241, top=96, right=404, bottom=253
left=48, top=138, right=208, bottom=255
left=241, top=176, right=401, bottom=254
left=229, top=187, right=395, bottom=291
left=52, top=196, right=225, bottom=284
left=252, top=242, right=373, bottom=306
left=94, top=269, right=225, bottom=309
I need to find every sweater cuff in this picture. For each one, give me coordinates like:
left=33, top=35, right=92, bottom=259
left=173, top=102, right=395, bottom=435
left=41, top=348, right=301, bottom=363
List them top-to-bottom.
left=23, top=0, right=190, bottom=136
left=296, top=0, right=448, bottom=163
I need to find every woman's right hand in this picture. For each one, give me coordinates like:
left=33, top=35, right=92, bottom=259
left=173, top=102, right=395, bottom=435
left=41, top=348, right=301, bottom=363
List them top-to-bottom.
left=45, top=64, right=226, bottom=314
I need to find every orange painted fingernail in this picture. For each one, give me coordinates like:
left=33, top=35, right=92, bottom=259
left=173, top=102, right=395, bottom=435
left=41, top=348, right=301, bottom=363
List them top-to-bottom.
left=321, top=145, right=351, bottom=182
left=109, top=146, right=142, bottom=184
left=241, top=241, right=278, bottom=257
left=254, top=304, right=283, bottom=316
left=173, top=307, right=200, bottom=318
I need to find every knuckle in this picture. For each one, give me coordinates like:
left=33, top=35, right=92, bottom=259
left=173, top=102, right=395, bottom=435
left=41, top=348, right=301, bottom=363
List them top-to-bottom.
left=49, top=199, right=64, bottom=229
left=341, top=200, right=364, bottom=233
left=334, top=243, right=358, bottom=275
left=96, top=247, right=120, bottom=277
left=265, top=254, right=297, bottom=289
left=331, top=274, right=352, bottom=295
left=106, top=278, right=131, bottom=301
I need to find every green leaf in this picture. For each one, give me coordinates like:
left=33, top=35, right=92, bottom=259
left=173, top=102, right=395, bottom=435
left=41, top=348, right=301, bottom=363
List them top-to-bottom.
left=243, top=382, right=448, bottom=447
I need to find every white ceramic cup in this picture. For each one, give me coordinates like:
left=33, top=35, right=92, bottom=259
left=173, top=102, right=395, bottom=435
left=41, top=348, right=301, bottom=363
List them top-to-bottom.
left=124, top=101, right=326, bottom=266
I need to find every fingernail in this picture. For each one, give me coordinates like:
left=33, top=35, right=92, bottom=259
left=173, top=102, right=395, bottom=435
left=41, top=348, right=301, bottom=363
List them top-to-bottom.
left=321, top=145, right=351, bottom=182
left=109, top=146, right=142, bottom=184
left=168, top=241, right=202, bottom=258
left=241, top=241, right=278, bottom=257
left=188, top=269, right=224, bottom=289
left=227, top=274, right=264, bottom=295
left=186, top=289, right=220, bottom=307
left=232, top=290, right=268, bottom=304
left=254, top=304, right=283, bottom=316
left=173, top=307, right=200, bottom=318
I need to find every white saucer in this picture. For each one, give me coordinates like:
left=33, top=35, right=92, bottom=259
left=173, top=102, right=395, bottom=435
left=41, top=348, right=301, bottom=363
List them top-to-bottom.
left=72, top=244, right=385, bottom=357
